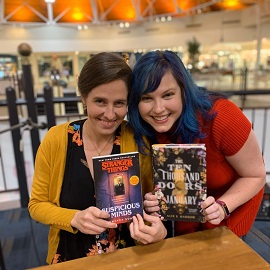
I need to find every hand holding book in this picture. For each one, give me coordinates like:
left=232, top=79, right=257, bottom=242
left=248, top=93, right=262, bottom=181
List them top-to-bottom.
left=143, top=191, right=162, bottom=217
left=201, top=196, right=230, bottom=224
left=71, top=206, right=117, bottom=234
left=129, top=211, right=167, bottom=244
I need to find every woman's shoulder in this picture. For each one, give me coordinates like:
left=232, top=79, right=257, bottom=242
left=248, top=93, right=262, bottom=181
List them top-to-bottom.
left=211, top=98, right=250, bottom=125
left=211, top=98, right=246, bottom=119
left=212, top=98, right=237, bottom=110
left=210, top=99, right=251, bottom=155
left=212, top=99, right=249, bottom=122
left=48, top=119, right=85, bottom=135
left=120, top=120, right=135, bottom=135
left=42, top=121, right=80, bottom=145
left=46, top=122, right=70, bottom=137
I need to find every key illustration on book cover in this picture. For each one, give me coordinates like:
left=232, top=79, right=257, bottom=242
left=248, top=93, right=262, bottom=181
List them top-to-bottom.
left=152, top=144, right=207, bottom=222
left=93, top=152, right=143, bottom=224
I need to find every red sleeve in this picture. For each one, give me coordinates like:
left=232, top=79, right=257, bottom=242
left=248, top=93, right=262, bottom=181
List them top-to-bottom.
left=211, top=99, right=252, bottom=156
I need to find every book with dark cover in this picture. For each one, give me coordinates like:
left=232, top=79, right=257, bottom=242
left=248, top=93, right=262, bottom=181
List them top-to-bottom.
left=152, top=144, right=207, bottom=222
left=93, top=152, right=143, bottom=224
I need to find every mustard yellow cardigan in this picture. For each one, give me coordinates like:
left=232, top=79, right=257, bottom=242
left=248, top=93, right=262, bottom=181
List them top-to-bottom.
left=28, top=120, right=153, bottom=264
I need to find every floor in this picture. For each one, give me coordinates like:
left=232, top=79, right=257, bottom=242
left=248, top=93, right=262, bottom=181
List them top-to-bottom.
left=0, top=208, right=49, bottom=270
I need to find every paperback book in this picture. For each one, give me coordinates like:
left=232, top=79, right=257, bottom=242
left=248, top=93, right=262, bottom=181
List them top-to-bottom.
left=152, top=144, right=207, bottom=222
left=92, top=151, right=143, bottom=224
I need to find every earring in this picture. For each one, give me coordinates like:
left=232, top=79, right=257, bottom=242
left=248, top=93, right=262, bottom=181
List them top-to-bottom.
left=82, top=103, right=87, bottom=115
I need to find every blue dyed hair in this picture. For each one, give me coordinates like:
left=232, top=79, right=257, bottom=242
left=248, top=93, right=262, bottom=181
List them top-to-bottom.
left=127, top=50, right=220, bottom=151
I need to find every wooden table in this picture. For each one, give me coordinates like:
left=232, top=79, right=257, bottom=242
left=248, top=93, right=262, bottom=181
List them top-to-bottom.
left=29, top=226, right=269, bottom=270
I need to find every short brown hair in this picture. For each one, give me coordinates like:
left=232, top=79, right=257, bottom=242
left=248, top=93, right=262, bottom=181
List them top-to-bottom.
left=78, top=52, right=132, bottom=100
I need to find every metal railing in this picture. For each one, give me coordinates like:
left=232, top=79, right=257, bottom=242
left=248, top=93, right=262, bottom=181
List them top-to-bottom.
left=0, top=69, right=269, bottom=207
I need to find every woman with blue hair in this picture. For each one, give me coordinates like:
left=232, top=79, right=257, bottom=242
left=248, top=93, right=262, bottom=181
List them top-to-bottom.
left=128, top=50, right=266, bottom=237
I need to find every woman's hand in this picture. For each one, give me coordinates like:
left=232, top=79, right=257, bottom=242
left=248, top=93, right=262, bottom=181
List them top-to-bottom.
left=143, top=192, right=160, bottom=216
left=201, top=196, right=225, bottom=225
left=71, top=206, right=117, bottom=234
left=129, top=211, right=167, bottom=244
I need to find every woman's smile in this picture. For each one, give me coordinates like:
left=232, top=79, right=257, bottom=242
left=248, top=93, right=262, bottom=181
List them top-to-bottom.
left=139, top=71, right=183, bottom=133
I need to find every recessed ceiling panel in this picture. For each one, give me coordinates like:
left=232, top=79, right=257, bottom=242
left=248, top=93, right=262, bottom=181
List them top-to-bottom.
left=2, top=0, right=258, bottom=25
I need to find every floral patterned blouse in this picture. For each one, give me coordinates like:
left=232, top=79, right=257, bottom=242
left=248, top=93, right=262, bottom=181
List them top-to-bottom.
left=52, top=119, right=135, bottom=263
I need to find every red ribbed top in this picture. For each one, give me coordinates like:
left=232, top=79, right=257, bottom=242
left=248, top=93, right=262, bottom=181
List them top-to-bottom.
left=158, top=99, right=264, bottom=236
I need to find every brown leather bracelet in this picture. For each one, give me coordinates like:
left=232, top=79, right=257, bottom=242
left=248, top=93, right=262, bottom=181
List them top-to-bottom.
left=216, top=200, right=230, bottom=220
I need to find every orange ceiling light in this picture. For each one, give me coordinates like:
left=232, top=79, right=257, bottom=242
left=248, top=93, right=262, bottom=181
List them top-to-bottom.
left=2, top=0, right=257, bottom=25
left=4, top=0, right=47, bottom=23
left=53, top=0, right=93, bottom=23
left=99, top=0, right=135, bottom=21
left=122, top=0, right=137, bottom=20
left=177, top=0, right=194, bottom=12
left=217, top=0, right=246, bottom=10
left=223, top=0, right=245, bottom=8
left=6, top=7, right=43, bottom=22
left=71, top=8, right=85, bottom=21
left=124, top=9, right=137, bottom=20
